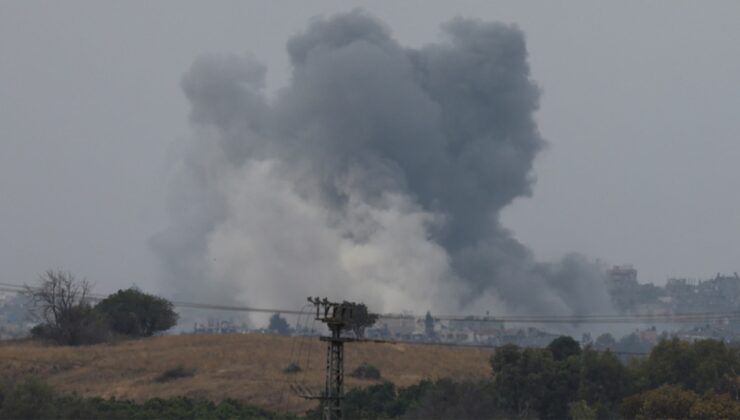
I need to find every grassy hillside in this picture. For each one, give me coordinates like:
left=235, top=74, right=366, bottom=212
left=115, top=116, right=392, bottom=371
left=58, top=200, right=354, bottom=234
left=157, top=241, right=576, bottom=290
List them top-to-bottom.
left=0, top=333, right=492, bottom=413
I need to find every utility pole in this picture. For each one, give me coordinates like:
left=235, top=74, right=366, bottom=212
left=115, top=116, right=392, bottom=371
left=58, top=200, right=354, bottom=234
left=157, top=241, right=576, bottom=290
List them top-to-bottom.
left=290, top=297, right=376, bottom=420
left=305, top=297, right=360, bottom=420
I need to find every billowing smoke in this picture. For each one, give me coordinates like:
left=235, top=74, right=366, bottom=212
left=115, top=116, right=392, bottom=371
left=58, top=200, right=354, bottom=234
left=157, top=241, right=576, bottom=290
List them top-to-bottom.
left=152, top=10, right=611, bottom=317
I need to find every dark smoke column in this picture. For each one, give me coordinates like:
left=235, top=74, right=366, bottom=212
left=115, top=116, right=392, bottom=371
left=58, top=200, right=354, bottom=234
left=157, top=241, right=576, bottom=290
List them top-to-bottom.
left=153, top=10, right=611, bottom=318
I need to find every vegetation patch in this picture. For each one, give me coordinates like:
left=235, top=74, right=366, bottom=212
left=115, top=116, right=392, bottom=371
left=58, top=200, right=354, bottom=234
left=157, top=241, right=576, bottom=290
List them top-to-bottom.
left=25, top=270, right=178, bottom=346
left=283, top=362, right=302, bottom=374
left=350, top=362, right=381, bottom=380
left=155, top=365, right=196, bottom=383
left=0, top=376, right=287, bottom=419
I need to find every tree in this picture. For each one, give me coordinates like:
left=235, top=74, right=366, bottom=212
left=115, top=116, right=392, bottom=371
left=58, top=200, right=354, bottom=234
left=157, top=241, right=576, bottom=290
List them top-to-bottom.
left=25, top=270, right=109, bottom=345
left=95, top=288, right=178, bottom=337
left=342, top=302, right=378, bottom=338
left=424, top=311, right=436, bottom=339
left=268, top=313, right=290, bottom=335
left=594, top=333, right=617, bottom=350
left=547, top=336, right=581, bottom=361
left=638, top=338, right=740, bottom=394
left=490, top=344, right=576, bottom=418
left=577, top=348, right=631, bottom=416
left=405, top=379, right=501, bottom=419
left=620, top=385, right=698, bottom=419
left=689, top=392, right=740, bottom=419
left=569, top=400, right=597, bottom=420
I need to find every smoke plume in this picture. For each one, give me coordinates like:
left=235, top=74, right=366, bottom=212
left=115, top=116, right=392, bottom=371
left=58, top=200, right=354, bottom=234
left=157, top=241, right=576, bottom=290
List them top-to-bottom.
left=152, top=10, right=611, bottom=316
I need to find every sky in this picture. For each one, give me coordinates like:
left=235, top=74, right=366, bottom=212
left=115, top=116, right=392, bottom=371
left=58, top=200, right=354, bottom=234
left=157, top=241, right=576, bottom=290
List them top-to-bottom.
left=1, top=1, right=739, bottom=301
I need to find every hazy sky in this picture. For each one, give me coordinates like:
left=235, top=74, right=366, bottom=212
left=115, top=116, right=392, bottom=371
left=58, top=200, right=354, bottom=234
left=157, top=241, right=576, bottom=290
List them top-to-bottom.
left=2, top=1, right=739, bottom=298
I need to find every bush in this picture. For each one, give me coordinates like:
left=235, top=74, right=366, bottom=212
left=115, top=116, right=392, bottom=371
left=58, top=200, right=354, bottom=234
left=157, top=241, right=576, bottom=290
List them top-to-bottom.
left=96, top=288, right=178, bottom=337
left=31, top=304, right=110, bottom=346
left=30, top=323, right=52, bottom=339
left=283, top=363, right=302, bottom=374
left=350, top=363, right=381, bottom=380
left=155, top=365, right=196, bottom=383
left=0, top=376, right=287, bottom=419
left=0, top=376, right=56, bottom=419
left=404, top=379, right=502, bottom=419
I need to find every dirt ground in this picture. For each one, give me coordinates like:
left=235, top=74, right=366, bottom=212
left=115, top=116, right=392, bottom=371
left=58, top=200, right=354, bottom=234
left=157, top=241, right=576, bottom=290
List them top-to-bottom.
left=0, top=333, right=493, bottom=414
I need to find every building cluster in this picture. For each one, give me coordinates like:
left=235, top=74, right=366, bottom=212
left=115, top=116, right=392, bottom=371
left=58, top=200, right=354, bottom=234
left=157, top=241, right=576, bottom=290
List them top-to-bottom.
left=3, top=265, right=739, bottom=351
left=608, top=265, right=740, bottom=317
left=186, top=266, right=740, bottom=351
left=605, top=266, right=740, bottom=347
left=0, top=292, right=35, bottom=339
left=365, top=313, right=560, bottom=348
left=192, top=318, right=248, bottom=334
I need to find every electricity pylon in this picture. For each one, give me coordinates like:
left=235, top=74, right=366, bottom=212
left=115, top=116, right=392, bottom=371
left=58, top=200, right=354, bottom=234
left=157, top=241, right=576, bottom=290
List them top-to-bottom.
left=304, top=297, right=364, bottom=420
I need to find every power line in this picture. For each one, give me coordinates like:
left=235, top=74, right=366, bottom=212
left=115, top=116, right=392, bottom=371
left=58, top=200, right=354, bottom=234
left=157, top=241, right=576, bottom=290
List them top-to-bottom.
left=2, top=281, right=739, bottom=324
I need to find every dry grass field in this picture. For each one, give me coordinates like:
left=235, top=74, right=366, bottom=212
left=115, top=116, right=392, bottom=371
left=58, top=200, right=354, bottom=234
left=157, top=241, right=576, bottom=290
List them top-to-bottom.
left=0, top=333, right=493, bottom=413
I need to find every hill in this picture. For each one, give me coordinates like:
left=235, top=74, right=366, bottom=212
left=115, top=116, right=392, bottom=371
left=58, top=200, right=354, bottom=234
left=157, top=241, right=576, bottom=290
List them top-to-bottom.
left=0, top=333, right=492, bottom=413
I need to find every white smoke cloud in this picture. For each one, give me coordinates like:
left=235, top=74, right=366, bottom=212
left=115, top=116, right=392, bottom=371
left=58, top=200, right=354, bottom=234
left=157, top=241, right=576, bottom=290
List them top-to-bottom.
left=152, top=10, right=612, bottom=317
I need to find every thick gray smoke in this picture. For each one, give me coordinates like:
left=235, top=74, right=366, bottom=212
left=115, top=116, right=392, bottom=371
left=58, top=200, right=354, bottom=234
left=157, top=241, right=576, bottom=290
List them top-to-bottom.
left=152, top=10, right=611, bottom=317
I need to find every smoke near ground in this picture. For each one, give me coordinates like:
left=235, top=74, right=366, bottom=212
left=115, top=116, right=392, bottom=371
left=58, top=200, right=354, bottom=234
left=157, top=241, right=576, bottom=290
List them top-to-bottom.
left=152, top=10, right=611, bottom=317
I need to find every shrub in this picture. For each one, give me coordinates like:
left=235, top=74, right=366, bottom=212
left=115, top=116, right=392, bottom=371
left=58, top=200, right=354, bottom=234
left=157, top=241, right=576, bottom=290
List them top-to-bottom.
left=31, top=304, right=110, bottom=346
left=30, top=323, right=52, bottom=339
left=283, top=363, right=302, bottom=374
left=351, top=363, right=381, bottom=380
left=155, top=365, right=196, bottom=383
left=0, top=376, right=55, bottom=419
left=0, top=376, right=287, bottom=419
left=405, top=379, right=502, bottom=419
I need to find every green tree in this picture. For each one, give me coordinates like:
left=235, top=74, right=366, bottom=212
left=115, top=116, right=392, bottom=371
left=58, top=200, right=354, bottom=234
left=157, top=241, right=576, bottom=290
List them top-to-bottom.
left=96, top=288, right=178, bottom=337
left=342, top=302, right=378, bottom=338
left=424, top=311, right=436, bottom=338
left=268, top=313, right=290, bottom=335
left=594, top=333, right=617, bottom=350
left=547, top=335, right=581, bottom=361
left=639, top=338, right=740, bottom=394
left=490, top=344, right=579, bottom=419
left=578, top=347, right=631, bottom=416
left=405, top=379, right=501, bottom=420
left=621, top=384, right=697, bottom=419
left=689, top=392, right=740, bottom=419
left=569, top=400, right=597, bottom=420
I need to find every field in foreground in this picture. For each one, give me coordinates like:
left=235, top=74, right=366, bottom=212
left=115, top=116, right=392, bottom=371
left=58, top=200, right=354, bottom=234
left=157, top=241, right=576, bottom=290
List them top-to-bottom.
left=0, top=333, right=492, bottom=413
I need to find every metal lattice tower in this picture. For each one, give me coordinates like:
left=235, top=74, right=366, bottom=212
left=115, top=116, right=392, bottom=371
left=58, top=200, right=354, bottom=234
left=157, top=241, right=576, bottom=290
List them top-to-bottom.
left=306, top=297, right=359, bottom=420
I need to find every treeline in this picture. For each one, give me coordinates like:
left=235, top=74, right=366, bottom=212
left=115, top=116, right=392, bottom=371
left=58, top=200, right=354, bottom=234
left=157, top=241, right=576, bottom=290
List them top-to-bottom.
left=27, top=270, right=177, bottom=346
left=309, top=337, right=740, bottom=419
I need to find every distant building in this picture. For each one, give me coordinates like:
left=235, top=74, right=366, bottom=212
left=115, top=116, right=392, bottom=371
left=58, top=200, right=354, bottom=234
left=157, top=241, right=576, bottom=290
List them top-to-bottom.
left=607, top=265, right=638, bottom=287
left=375, top=315, right=417, bottom=338
left=447, top=316, right=505, bottom=335
left=193, top=318, right=244, bottom=334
